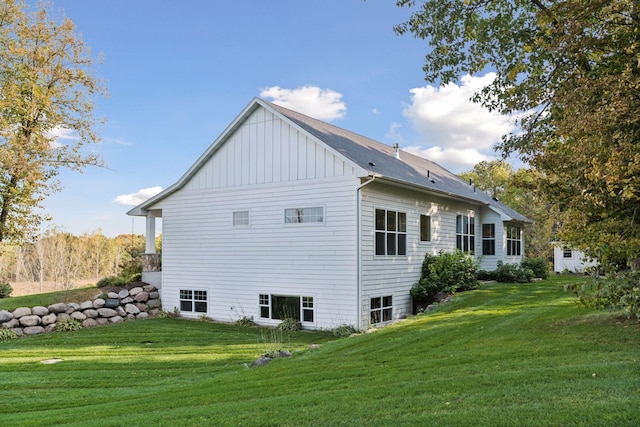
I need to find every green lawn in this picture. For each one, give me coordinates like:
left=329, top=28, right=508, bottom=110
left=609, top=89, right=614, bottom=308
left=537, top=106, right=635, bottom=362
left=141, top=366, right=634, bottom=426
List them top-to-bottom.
left=1, top=275, right=638, bottom=426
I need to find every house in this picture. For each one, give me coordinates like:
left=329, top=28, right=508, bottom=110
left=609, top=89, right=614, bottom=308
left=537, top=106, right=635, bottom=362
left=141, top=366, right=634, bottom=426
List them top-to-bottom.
left=127, top=98, right=530, bottom=330
left=553, top=245, right=597, bottom=273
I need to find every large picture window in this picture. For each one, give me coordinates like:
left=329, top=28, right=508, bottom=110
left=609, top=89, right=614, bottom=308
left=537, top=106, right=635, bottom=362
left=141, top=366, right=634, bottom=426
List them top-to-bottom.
left=285, top=207, right=324, bottom=224
left=375, top=209, right=407, bottom=256
left=456, top=214, right=475, bottom=254
left=482, top=224, right=495, bottom=255
left=506, top=225, right=522, bottom=256
left=179, top=289, right=207, bottom=313
left=259, top=294, right=314, bottom=323
left=370, top=296, right=393, bottom=325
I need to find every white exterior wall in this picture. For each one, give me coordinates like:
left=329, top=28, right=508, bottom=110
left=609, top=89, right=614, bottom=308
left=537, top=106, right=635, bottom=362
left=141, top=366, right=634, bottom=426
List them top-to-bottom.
left=151, top=106, right=361, bottom=330
left=359, top=183, right=480, bottom=329
left=477, top=207, right=503, bottom=271
left=553, top=246, right=597, bottom=273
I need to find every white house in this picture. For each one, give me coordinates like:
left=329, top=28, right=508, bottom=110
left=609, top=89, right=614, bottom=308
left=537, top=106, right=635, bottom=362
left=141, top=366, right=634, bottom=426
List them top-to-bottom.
left=128, top=98, right=530, bottom=330
left=553, top=245, right=597, bottom=273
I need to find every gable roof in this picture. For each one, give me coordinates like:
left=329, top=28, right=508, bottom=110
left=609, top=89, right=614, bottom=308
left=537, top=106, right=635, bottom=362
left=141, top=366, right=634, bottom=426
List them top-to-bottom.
left=129, top=98, right=529, bottom=223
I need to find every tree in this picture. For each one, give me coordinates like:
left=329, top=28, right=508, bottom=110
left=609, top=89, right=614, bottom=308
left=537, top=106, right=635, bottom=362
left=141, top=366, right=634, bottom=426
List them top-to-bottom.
left=0, top=0, right=106, bottom=243
left=395, top=0, right=640, bottom=267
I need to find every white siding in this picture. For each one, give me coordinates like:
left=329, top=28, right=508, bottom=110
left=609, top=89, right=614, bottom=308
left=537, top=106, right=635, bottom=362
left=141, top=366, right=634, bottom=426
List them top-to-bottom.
left=152, top=106, right=360, bottom=330
left=359, top=183, right=481, bottom=329
left=478, top=207, right=503, bottom=271
left=553, top=246, right=597, bottom=273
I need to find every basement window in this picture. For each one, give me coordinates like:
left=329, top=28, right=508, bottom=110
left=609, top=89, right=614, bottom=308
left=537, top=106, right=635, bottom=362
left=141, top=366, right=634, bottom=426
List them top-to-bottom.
left=179, top=289, right=207, bottom=313
left=259, top=294, right=314, bottom=323
left=370, top=295, right=393, bottom=325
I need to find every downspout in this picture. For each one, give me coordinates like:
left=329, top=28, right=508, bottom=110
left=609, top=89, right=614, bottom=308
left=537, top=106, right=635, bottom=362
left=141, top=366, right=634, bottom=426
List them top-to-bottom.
left=356, top=174, right=378, bottom=330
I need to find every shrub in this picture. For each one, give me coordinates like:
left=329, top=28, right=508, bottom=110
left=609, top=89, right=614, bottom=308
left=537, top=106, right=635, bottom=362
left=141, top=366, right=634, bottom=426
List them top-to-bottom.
left=411, top=251, right=478, bottom=308
left=522, top=257, right=549, bottom=279
left=493, top=261, right=534, bottom=283
left=477, top=270, right=496, bottom=281
left=570, top=270, right=640, bottom=320
left=96, top=276, right=128, bottom=288
left=0, top=282, right=12, bottom=298
left=235, top=316, right=257, bottom=327
left=276, top=317, right=302, bottom=332
left=56, top=318, right=82, bottom=332
left=333, top=324, right=357, bottom=338
left=0, top=328, right=18, bottom=342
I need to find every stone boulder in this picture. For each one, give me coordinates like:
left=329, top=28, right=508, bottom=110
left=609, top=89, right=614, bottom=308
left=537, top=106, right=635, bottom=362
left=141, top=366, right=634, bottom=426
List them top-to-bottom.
left=143, top=284, right=157, bottom=292
left=129, top=287, right=143, bottom=296
left=118, top=289, right=129, bottom=299
left=107, top=292, right=119, bottom=299
left=134, top=292, right=149, bottom=303
left=93, top=298, right=105, bottom=309
left=147, top=299, right=161, bottom=309
left=79, top=301, right=93, bottom=310
left=47, top=303, right=67, bottom=313
left=66, top=303, right=80, bottom=314
left=125, top=304, right=140, bottom=315
left=32, top=306, right=49, bottom=316
left=12, top=307, right=31, bottom=318
left=97, top=308, right=117, bottom=318
left=83, top=309, right=98, bottom=319
left=0, top=310, right=13, bottom=323
left=70, top=311, right=87, bottom=321
left=136, top=312, right=149, bottom=320
left=41, top=313, right=57, bottom=326
left=56, top=313, right=70, bottom=322
left=19, top=315, right=41, bottom=327
left=109, top=315, right=123, bottom=324
left=2, top=318, right=18, bottom=329
left=82, top=318, right=99, bottom=328
left=44, top=324, right=56, bottom=333
left=23, top=326, right=45, bottom=335
left=251, top=356, right=272, bottom=367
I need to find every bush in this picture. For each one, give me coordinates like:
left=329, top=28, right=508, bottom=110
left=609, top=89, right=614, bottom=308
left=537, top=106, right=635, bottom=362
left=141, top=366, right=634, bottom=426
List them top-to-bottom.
left=411, top=251, right=478, bottom=307
left=522, top=257, right=549, bottom=279
left=493, top=261, right=534, bottom=283
left=477, top=270, right=496, bottom=281
left=570, top=270, right=640, bottom=320
left=96, top=276, right=128, bottom=288
left=0, top=282, right=12, bottom=298
left=235, top=316, right=257, bottom=327
left=276, top=317, right=302, bottom=332
left=56, top=318, right=82, bottom=332
left=333, top=324, right=357, bottom=338
left=0, top=328, right=18, bottom=342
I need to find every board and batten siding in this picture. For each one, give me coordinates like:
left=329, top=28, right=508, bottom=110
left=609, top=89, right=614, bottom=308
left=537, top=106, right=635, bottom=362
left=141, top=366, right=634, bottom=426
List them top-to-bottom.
left=151, top=105, right=361, bottom=330
left=359, top=183, right=480, bottom=328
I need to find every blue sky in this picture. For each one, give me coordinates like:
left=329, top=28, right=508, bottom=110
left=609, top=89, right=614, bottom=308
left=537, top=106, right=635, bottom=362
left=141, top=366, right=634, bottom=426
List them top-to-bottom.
left=33, top=0, right=515, bottom=237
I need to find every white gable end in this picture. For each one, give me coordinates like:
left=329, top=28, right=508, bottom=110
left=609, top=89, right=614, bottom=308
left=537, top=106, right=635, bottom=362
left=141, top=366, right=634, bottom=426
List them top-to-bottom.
left=184, top=107, right=357, bottom=191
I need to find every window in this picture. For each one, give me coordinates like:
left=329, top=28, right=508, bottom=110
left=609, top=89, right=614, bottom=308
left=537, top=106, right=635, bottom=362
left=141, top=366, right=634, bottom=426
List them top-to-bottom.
left=285, top=207, right=324, bottom=224
left=375, top=209, right=407, bottom=256
left=233, top=210, right=249, bottom=226
left=420, top=214, right=431, bottom=242
left=456, top=214, right=475, bottom=253
left=482, top=224, right=496, bottom=255
left=506, top=225, right=522, bottom=256
left=563, top=247, right=572, bottom=258
left=179, top=289, right=207, bottom=313
left=259, top=294, right=314, bottom=323
left=370, top=296, right=393, bottom=325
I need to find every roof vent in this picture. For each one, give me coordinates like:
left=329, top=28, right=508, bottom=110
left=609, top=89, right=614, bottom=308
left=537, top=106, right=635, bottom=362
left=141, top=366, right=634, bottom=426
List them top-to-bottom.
left=392, top=143, right=400, bottom=159
left=369, top=162, right=376, bottom=167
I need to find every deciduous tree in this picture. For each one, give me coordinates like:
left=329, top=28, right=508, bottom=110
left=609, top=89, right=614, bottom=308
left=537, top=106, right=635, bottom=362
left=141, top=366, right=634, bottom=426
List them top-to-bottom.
left=0, top=0, right=105, bottom=243
left=395, top=0, right=640, bottom=267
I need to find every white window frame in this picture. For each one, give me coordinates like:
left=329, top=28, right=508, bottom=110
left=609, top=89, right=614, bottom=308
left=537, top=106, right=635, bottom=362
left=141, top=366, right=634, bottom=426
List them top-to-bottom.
left=284, top=207, right=324, bottom=224
left=375, top=208, right=407, bottom=256
left=232, top=210, right=250, bottom=226
left=420, top=214, right=431, bottom=242
left=456, top=214, right=475, bottom=254
left=482, top=223, right=496, bottom=255
left=506, top=225, right=522, bottom=256
left=179, top=289, right=208, bottom=314
left=258, top=294, right=315, bottom=324
left=370, top=295, right=393, bottom=325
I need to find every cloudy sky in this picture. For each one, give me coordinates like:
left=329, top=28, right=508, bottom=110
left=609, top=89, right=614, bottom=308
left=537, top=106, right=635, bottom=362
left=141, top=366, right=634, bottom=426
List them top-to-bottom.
left=32, top=0, right=516, bottom=237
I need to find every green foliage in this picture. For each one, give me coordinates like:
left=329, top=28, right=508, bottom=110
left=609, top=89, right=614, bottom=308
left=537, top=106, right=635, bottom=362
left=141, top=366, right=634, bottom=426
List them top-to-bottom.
left=411, top=250, right=478, bottom=306
left=522, top=257, right=549, bottom=279
left=493, top=261, right=534, bottom=284
left=570, top=271, right=640, bottom=320
left=96, top=276, right=128, bottom=288
left=0, top=282, right=12, bottom=298
left=55, top=317, right=82, bottom=332
left=276, top=317, right=302, bottom=332
left=333, top=324, right=356, bottom=338
left=0, top=328, right=18, bottom=342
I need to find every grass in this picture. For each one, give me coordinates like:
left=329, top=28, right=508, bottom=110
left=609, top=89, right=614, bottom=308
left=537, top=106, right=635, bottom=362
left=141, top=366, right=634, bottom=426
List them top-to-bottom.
left=1, top=275, right=639, bottom=426
left=0, top=286, right=101, bottom=311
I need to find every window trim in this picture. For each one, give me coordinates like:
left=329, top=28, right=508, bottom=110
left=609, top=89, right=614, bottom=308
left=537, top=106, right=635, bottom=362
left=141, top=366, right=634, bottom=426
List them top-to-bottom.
left=284, top=207, right=324, bottom=225
left=375, top=208, right=407, bottom=256
left=232, top=210, right=250, bottom=227
left=420, top=214, right=431, bottom=242
left=456, top=214, right=475, bottom=254
left=482, top=223, right=496, bottom=256
left=506, top=225, right=522, bottom=256
left=179, top=289, right=208, bottom=314
left=258, top=294, right=315, bottom=324
left=370, top=295, right=393, bottom=325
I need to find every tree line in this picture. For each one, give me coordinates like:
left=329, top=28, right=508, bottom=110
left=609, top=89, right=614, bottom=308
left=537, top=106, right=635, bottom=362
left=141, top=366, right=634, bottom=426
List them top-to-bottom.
left=0, top=231, right=158, bottom=291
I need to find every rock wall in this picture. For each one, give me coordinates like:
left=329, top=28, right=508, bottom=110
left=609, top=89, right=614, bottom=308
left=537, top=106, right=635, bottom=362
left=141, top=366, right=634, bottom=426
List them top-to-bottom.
left=0, top=284, right=162, bottom=337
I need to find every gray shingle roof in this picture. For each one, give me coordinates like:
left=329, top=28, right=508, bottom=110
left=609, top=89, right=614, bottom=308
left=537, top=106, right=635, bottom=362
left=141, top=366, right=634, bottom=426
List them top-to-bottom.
left=265, top=99, right=530, bottom=223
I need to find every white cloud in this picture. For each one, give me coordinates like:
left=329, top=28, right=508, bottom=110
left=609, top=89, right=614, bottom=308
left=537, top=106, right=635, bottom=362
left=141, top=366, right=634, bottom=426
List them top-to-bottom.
left=401, top=73, right=515, bottom=171
left=260, top=85, right=346, bottom=121
left=46, top=126, right=78, bottom=149
left=405, top=145, right=494, bottom=172
left=113, top=186, right=163, bottom=206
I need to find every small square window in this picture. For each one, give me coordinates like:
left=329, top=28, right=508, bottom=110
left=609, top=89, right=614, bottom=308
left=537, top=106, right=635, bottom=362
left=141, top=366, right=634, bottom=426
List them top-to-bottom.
left=233, top=210, right=250, bottom=226
left=179, top=289, right=207, bottom=313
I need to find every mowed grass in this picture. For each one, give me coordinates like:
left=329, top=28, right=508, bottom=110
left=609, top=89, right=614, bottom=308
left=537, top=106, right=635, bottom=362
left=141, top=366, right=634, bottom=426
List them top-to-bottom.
left=1, top=275, right=638, bottom=426
left=0, top=286, right=100, bottom=311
